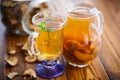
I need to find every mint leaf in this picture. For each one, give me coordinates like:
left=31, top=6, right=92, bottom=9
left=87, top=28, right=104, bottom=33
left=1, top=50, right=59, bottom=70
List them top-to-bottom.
left=37, top=21, right=47, bottom=32
left=37, top=21, right=55, bottom=32
left=41, top=22, right=46, bottom=27
left=37, top=23, right=42, bottom=27
left=41, top=27, right=47, bottom=32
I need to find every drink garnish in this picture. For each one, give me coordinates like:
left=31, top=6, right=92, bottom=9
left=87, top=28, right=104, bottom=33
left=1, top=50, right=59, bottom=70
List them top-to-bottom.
left=37, top=21, right=55, bottom=32
left=37, top=21, right=47, bottom=32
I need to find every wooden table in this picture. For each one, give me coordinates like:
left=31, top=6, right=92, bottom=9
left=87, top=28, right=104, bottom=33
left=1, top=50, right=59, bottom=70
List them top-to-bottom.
left=0, top=0, right=120, bottom=80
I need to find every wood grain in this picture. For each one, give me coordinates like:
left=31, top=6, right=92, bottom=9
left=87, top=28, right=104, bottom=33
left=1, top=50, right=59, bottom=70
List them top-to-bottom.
left=0, top=0, right=120, bottom=80
left=92, top=0, right=120, bottom=79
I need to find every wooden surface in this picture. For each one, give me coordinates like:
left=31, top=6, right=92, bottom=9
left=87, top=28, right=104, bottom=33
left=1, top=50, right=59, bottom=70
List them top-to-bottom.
left=0, top=0, right=120, bottom=80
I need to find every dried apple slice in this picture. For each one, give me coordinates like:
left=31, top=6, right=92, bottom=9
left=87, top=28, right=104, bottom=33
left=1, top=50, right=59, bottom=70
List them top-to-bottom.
left=17, top=42, right=23, bottom=47
left=21, top=42, right=28, bottom=51
left=8, top=48, right=16, bottom=55
left=37, top=55, right=45, bottom=62
left=5, top=56, right=18, bottom=66
left=25, top=56, right=37, bottom=63
left=22, top=68, right=36, bottom=79
left=7, top=72, right=19, bottom=80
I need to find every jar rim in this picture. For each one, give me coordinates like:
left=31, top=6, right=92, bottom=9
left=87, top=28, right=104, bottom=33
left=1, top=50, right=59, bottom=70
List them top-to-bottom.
left=66, top=2, right=98, bottom=19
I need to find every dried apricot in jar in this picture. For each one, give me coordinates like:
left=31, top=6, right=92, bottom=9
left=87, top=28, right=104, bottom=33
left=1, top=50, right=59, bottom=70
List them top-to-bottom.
left=64, top=40, right=84, bottom=53
left=74, top=50, right=92, bottom=61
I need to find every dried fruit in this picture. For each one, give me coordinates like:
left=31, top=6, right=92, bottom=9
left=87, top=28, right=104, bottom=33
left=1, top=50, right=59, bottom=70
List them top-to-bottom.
left=64, top=40, right=85, bottom=53
left=17, top=42, right=23, bottom=47
left=21, top=42, right=28, bottom=51
left=8, top=48, right=16, bottom=55
left=74, top=50, right=92, bottom=61
left=37, top=55, right=45, bottom=62
left=5, top=56, right=18, bottom=66
left=25, top=56, right=37, bottom=63
left=22, top=69, right=36, bottom=80
left=7, top=72, right=19, bottom=80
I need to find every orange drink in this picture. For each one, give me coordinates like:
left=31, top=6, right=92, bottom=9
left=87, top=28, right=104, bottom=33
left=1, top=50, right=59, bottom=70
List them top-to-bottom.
left=63, top=3, right=104, bottom=67
left=64, top=10, right=94, bottom=41
left=34, top=20, right=63, bottom=60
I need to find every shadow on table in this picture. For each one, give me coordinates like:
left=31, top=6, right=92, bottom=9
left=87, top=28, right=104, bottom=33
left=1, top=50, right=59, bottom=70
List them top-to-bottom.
left=64, top=62, right=102, bottom=80
left=107, top=71, right=120, bottom=80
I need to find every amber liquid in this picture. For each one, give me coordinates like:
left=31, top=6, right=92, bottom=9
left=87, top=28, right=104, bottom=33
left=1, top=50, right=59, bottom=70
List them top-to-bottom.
left=63, top=9, right=100, bottom=65
left=35, top=20, right=63, bottom=60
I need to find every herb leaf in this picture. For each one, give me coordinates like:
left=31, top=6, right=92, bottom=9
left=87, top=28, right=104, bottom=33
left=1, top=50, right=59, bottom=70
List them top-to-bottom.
left=37, top=21, right=47, bottom=32
left=37, top=21, right=55, bottom=32
left=40, top=22, right=46, bottom=27
left=41, top=27, right=47, bottom=32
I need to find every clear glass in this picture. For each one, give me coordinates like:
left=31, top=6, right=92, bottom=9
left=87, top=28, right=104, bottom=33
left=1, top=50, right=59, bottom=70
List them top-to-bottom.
left=63, top=2, right=104, bottom=67
left=27, top=12, right=64, bottom=78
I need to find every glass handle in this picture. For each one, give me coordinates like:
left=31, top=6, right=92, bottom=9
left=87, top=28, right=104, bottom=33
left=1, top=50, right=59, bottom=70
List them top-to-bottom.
left=90, top=8, right=104, bottom=36
left=96, top=11, right=104, bottom=36
left=27, top=32, right=40, bottom=56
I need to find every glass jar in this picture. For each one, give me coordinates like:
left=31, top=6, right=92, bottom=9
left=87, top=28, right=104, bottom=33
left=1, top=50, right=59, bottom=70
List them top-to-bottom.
left=1, top=0, right=32, bottom=35
left=63, top=2, right=104, bottom=67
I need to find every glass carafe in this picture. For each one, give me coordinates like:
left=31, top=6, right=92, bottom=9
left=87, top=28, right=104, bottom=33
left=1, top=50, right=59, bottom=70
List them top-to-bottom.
left=63, top=2, right=104, bottom=67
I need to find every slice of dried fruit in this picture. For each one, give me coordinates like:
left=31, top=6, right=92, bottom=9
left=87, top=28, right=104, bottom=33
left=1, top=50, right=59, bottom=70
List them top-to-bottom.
left=64, top=40, right=85, bottom=53
left=17, top=42, right=23, bottom=47
left=21, top=42, right=28, bottom=51
left=8, top=48, right=16, bottom=55
left=74, top=50, right=92, bottom=61
left=37, top=55, right=45, bottom=62
left=5, top=56, right=18, bottom=66
left=25, top=56, right=37, bottom=63
left=22, top=68, right=36, bottom=80
left=7, top=72, right=19, bottom=80
left=22, top=74, right=36, bottom=80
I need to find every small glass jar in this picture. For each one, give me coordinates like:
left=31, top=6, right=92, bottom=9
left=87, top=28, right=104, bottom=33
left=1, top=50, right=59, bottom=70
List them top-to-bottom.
left=1, top=0, right=32, bottom=35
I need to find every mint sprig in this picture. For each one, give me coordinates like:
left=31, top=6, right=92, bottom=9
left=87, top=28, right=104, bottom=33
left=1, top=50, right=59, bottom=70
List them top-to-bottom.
left=37, top=21, right=47, bottom=32
left=37, top=21, right=55, bottom=32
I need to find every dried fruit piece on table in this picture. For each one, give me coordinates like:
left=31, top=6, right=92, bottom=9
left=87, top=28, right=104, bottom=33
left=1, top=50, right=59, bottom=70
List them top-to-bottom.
left=21, top=41, right=28, bottom=51
left=17, top=42, right=23, bottom=47
left=8, top=48, right=16, bottom=55
left=37, top=55, right=45, bottom=62
left=5, top=56, right=18, bottom=66
left=25, top=56, right=37, bottom=63
left=22, top=68, right=36, bottom=80
left=7, top=72, right=19, bottom=80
